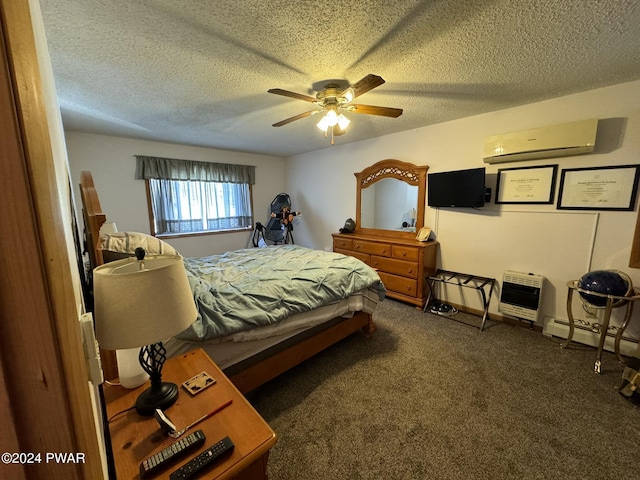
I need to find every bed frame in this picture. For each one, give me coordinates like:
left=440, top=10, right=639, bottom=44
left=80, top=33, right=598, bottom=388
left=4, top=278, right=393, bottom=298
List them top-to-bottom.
left=80, top=171, right=376, bottom=394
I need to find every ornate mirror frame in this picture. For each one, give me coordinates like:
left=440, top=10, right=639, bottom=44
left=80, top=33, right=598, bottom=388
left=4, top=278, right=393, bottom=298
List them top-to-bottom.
left=355, top=159, right=428, bottom=239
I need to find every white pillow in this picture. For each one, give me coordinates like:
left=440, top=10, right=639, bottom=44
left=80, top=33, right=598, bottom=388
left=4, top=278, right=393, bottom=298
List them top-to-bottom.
left=98, top=232, right=180, bottom=260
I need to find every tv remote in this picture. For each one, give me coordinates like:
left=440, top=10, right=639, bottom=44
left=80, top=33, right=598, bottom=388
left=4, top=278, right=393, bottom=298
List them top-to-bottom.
left=139, top=429, right=206, bottom=478
left=169, top=436, right=234, bottom=480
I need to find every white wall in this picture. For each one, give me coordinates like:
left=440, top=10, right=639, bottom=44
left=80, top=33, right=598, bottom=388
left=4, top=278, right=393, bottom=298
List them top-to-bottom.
left=284, top=80, right=640, bottom=338
left=65, top=132, right=286, bottom=257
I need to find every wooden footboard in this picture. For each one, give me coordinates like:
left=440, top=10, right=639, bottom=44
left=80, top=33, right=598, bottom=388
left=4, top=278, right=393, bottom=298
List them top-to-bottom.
left=228, top=311, right=375, bottom=394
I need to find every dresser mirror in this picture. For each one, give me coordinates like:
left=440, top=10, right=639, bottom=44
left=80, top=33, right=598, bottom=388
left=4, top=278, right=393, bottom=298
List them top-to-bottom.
left=355, top=159, right=428, bottom=239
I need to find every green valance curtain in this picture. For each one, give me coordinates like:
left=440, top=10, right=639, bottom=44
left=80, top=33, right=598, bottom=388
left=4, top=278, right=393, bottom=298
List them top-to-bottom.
left=135, top=155, right=255, bottom=184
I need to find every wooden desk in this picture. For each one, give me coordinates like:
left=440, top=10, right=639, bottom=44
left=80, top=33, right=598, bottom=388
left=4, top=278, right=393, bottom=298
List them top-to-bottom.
left=104, top=349, right=277, bottom=479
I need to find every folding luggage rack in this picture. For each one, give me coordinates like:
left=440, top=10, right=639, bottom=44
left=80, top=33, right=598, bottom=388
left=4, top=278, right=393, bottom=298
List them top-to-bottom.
left=423, top=269, right=496, bottom=331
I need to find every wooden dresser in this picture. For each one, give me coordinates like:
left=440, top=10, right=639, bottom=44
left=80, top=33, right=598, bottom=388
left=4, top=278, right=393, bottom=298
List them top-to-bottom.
left=333, top=232, right=438, bottom=308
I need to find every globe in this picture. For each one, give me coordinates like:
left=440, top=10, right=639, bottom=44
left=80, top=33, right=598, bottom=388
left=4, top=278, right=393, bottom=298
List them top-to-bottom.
left=577, top=270, right=631, bottom=307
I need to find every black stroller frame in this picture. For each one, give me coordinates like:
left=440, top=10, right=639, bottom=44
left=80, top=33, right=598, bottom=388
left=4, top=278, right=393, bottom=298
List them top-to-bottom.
left=251, top=193, right=297, bottom=247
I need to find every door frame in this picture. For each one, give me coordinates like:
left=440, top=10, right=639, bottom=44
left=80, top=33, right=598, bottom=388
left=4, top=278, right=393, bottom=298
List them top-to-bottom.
left=0, top=1, right=104, bottom=478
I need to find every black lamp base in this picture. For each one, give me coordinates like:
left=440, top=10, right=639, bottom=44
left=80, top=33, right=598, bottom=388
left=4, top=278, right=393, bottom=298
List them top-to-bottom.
left=135, top=381, right=179, bottom=416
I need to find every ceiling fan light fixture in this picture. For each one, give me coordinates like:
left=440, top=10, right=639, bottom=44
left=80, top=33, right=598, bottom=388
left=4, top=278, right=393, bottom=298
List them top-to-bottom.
left=269, top=74, right=401, bottom=144
left=342, top=87, right=354, bottom=103
left=324, top=109, right=338, bottom=126
left=337, top=113, right=350, bottom=130
left=316, top=115, right=329, bottom=131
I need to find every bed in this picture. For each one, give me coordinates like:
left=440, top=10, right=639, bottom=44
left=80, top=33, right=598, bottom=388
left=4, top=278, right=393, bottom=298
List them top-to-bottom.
left=80, top=171, right=385, bottom=394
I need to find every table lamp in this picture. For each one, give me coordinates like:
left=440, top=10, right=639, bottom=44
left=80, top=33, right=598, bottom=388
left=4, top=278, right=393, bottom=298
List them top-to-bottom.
left=93, top=248, right=197, bottom=415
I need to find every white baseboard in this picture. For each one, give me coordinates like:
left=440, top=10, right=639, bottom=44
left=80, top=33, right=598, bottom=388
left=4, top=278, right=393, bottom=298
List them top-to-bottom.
left=542, top=316, right=639, bottom=357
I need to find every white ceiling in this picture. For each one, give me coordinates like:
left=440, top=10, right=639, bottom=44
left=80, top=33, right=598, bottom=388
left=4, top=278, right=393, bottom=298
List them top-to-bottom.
left=39, top=0, right=640, bottom=158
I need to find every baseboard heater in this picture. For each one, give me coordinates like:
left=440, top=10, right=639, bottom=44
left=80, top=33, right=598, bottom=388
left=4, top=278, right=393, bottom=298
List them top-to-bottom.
left=499, top=270, right=544, bottom=322
left=543, top=318, right=639, bottom=357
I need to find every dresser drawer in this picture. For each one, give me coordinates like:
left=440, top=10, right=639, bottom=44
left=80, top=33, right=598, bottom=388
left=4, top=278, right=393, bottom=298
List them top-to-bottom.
left=333, top=237, right=353, bottom=250
left=353, top=240, right=391, bottom=257
left=391, top=245, right=420, bottom=262
left=335, top=248, right=371, bottom=266
left=371, top=256, right=419, bottom=279
left=378, top=271, right=418, bottom=297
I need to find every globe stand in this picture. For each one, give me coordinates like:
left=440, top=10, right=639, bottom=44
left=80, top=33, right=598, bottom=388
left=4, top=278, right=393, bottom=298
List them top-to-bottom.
left=564, top=274, right=640, bottom=374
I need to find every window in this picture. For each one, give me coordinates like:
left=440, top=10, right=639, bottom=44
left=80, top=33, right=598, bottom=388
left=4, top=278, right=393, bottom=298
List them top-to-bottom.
left=135, top=155, right=255, bottom=237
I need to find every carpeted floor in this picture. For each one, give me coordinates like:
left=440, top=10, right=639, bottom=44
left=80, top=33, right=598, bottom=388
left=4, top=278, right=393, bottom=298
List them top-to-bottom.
left=248, top=299, right=640, bottom=480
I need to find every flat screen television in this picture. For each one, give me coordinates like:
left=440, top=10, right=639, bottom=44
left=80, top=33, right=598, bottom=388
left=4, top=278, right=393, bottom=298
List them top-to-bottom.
left=427, top=167, right=486, bottom=208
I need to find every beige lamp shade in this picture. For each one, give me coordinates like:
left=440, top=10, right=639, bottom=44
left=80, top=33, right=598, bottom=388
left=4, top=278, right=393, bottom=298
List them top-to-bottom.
left=93, top=255, right=197, bottom=350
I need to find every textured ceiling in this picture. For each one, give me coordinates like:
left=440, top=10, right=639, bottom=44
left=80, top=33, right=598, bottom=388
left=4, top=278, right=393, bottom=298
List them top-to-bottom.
left=39, top=0, right=640, bottom=157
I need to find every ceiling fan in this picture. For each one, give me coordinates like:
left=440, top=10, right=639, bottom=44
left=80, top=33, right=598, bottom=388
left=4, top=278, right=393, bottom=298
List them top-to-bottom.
left=268, top=74, right=403, bottom=144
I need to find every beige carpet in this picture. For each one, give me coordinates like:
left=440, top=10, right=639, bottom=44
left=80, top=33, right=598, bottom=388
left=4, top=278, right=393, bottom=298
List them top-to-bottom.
left=249, top=299, right=640, bottom=480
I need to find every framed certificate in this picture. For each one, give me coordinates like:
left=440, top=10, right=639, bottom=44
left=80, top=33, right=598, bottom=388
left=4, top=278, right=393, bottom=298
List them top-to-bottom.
left=495, top=165, right=557, bottom=204
left=557, top=165, right=640, bottom=210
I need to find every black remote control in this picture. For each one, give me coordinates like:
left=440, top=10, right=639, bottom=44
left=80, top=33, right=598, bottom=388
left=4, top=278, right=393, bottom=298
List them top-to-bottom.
left=139, top=429, right=206, bottom=478
left=169, top=436, right=234, bottom=480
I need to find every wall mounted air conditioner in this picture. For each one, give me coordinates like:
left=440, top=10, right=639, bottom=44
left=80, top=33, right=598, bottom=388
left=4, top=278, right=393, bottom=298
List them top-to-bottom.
left=483, top=118, right=598, bottom=164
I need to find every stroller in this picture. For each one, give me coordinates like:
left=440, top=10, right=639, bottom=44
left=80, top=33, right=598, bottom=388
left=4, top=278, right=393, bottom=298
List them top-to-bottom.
left=251, top=193, right=300, bottom=247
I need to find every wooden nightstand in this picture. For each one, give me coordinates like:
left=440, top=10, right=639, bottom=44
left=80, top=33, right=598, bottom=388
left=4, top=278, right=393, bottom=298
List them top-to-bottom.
left=103, top=349, right=277, bottom=479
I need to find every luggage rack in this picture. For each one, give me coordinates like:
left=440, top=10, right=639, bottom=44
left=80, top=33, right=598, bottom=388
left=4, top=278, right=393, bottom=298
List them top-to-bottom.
left=423, top=269, right=496, bottom=331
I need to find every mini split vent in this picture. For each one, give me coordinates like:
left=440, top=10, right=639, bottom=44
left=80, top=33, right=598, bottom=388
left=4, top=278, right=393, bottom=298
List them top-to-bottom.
left=483, top=118, right=598, bottom=164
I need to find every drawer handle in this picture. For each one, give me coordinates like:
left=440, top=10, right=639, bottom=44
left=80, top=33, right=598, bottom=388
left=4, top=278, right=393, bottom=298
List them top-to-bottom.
left=355, top=245, right=360, bottom=249
left=401, top=251, right=407, bottom=257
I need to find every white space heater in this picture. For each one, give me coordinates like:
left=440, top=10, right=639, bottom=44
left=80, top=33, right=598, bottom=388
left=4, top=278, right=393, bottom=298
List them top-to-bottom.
left=499, top=271, right=544, bottom=322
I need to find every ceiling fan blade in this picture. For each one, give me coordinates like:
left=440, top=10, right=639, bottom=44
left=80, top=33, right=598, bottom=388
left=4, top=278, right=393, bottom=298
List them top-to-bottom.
left=346, top=74, right=386, bottom=99
left=268, top=88, right=316, bottom=103
left=347, top=104, right=403, bottom=118
left=272, top=110, right=317, bottom=127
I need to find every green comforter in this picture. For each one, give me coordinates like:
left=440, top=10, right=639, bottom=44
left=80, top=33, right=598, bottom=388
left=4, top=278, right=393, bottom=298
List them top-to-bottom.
left=176, top=245, right=385, bottom=341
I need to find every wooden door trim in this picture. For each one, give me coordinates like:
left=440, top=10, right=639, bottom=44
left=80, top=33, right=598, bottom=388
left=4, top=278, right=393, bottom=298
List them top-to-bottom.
left=0, top=1, right=103, bottom=478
